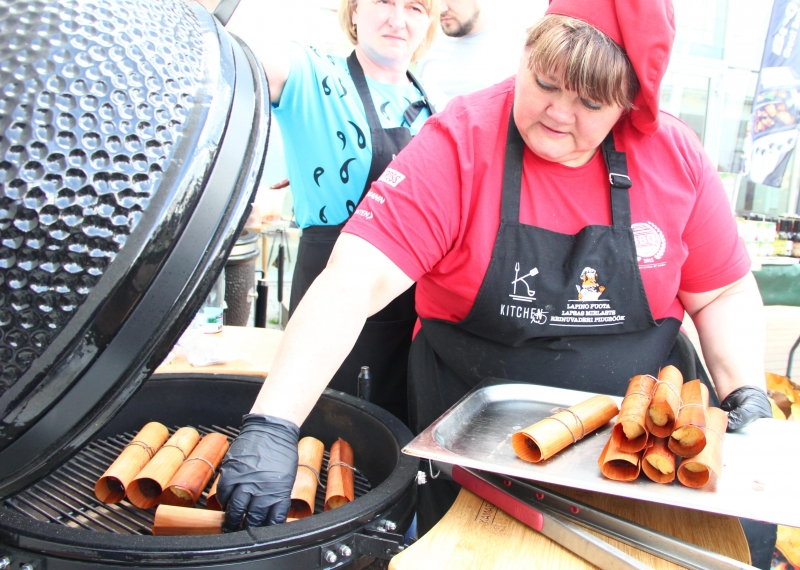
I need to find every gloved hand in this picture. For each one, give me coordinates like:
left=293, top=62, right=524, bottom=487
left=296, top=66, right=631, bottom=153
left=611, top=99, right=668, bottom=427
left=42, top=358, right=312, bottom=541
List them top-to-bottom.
left=719, top=386, right=772, bottom=431
left=216, top=414, right=299, bottom=532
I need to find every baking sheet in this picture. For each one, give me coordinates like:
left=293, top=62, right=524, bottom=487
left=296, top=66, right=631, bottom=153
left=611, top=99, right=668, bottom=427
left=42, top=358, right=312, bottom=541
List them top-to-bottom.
left=403, top=378, right=800, bottom=527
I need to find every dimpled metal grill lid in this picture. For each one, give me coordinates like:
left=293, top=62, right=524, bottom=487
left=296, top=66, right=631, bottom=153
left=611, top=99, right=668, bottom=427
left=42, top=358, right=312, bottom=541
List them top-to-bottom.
left=0, top=0, right=204, bottom=392
left=0, top=0, right=270, bottom=495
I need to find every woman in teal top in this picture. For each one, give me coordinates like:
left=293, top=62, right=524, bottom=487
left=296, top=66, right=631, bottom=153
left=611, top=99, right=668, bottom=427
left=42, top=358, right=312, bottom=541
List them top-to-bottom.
left=222, top=0, right=442, bottom=426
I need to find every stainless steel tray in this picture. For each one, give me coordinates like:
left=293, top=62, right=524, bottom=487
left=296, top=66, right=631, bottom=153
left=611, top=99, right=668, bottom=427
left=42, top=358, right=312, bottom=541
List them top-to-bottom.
left=403, top=378, right=800, bottom=527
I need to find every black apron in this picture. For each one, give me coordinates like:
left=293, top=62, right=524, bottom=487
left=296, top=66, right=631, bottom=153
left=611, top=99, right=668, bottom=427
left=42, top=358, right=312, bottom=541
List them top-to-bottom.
left=288, top=52, right=434, bottom=424
left=411, top=112, right=720, bottom=535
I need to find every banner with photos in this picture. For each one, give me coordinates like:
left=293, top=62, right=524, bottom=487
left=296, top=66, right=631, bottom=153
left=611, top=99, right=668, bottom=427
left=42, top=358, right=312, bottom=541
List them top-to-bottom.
left=744, top=0, right=800, bottom=187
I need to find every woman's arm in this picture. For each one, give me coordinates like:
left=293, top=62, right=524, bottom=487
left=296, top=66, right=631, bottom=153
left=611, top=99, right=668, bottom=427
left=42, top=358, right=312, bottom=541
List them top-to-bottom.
left=195, top=0, right=291, bottom=104
left=250, top=233, right=415, bottom=425
left=678, top=272, right=766, bottom=400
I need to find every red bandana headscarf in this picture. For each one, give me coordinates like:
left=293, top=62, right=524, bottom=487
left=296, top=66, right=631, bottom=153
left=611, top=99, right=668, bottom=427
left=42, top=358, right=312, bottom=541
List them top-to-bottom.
left=545, top=0, right=676, bottom=136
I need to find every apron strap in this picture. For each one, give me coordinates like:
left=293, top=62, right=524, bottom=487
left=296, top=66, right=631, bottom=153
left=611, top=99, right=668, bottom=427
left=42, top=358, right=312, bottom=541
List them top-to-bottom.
left=346, top=51, right=383, bottom=131
left=346, top=51, right=435, bottom=207
left=345, top=52, right=435, bottom=133
left=408, top=69, right=436, bottom=115
left=500, top=109, right=525, bottom=222
left=501, top=113, right=634, bottom=229
left=600, top=132, right=633, bottom=228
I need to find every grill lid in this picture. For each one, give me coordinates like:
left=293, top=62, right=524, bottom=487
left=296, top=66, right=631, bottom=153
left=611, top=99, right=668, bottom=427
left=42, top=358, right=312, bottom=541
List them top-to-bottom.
left=0, top=0, right=270, bottom=497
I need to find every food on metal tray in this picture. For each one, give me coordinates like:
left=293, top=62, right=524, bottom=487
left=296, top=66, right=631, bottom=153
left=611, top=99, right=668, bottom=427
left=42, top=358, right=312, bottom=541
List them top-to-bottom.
left=646, top=365, right=684, bottom=437
left=612, top=374, right=656, bottom=452
left=668, top=380, right=709, bottom=458
left=512, top=395, right=619, bottom=463
left=677, top=407, right=728, bottom=488
left=94, top=422, right=170, bottom=504
left=671, top=425, right=704, bottom=447
left=127, top=427, right=201, bottom=509
left=162, top=432, right=230, bottom=508
left=598, top=436, right=642, bottom=482
left=641, top=437, right=676, bottom=484
left=325, top=438, right=355, bottom=511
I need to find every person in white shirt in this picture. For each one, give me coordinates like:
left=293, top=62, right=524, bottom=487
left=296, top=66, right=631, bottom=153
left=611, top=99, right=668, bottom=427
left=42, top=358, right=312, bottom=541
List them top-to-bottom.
left=416, top=0, right=525, bottom=99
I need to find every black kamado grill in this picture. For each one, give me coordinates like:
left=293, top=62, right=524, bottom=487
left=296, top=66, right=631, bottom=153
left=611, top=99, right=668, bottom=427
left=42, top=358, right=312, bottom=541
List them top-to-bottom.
left=0, top=0, right=419, bottom=568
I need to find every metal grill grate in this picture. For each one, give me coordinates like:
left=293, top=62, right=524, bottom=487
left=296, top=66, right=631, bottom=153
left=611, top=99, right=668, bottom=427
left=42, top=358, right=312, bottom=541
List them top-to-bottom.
left=4, top=425, right=372, bottom=535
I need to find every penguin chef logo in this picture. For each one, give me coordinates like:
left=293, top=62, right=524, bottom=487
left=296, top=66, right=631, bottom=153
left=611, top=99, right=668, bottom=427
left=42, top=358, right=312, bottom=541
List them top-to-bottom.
left=510, top=262, right=539, bottom=302
left=575, top=267, right=605, bottom=301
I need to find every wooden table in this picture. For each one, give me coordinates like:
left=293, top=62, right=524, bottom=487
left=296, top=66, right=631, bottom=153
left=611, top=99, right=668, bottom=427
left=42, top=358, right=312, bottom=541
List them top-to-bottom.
left=154, top=326, right=283, bottom=376
left=390, top=486, right=750, bottom=569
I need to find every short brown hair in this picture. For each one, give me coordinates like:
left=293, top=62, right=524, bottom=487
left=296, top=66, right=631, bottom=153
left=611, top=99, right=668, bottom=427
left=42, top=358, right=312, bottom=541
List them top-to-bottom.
left=338, top=0, right=440, bottom=62
left=525, top=15, right=639, bottom=110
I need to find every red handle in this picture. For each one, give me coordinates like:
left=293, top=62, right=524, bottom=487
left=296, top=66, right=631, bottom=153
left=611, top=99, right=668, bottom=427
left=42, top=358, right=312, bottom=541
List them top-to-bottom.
left=452, top=465, right=544, bottom=532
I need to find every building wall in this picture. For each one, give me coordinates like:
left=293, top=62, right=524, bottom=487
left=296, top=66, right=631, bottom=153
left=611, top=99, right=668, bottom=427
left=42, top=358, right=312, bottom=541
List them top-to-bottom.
left=234, top=0, right=786, bottom=215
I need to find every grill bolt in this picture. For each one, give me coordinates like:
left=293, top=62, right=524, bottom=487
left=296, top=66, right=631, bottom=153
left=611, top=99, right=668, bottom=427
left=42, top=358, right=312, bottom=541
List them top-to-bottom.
left=383, top=520, right=397, bottom=532
left=338, top=545, right=352, bottom=557
left=324, top=550, right=338, bottom=564
left=0, top=557, right=9, bottom=570
left=21, top=565, right=34, bottom=570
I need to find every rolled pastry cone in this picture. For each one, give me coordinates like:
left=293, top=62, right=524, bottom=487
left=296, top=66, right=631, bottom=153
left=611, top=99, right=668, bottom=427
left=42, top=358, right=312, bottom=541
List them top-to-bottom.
left=646, top=365, right=684, bottom=437
left=612, top=374, right=656, bottom=453
left=668, top=380, right=709, bottom=458
left=512, top=395, right=619, bottom=463
left=677, top=407, right=728, bottom=488
left=95, top=422, right=169, bottom=504
left=127, top=427, right=201, bottom=509
left=162, top=433, right=230, bottom=507
left=598, top=436, right=642, bottom=482
left=288, top=437, right=324, bottom=519
left=641, top=437, right=676, bottom=484
left=325, top=438, right=355, bottom=511
left=206, top=473, right=222, bottom=511
left=152, top=504, right=224, bottom=536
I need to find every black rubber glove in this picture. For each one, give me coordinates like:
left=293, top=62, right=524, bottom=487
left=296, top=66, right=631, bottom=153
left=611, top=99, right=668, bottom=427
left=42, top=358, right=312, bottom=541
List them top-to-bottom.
left=719, top=386, right=772, bottom=431
left=216, top=414, right=299, bottom=532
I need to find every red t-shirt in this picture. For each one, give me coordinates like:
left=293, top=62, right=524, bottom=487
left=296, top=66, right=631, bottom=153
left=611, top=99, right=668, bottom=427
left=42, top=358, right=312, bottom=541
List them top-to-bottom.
left=343, top=77, right=750, bottom=333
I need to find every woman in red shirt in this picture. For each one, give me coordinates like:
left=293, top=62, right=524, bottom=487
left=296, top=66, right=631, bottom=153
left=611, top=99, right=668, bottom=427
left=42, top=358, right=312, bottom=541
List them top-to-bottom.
left=217, top=0, right=773, bottom=561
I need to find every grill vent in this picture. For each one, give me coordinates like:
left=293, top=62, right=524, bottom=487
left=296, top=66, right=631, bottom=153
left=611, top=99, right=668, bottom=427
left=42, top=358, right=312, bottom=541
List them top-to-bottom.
left=4, top=425, right=372, bottom=535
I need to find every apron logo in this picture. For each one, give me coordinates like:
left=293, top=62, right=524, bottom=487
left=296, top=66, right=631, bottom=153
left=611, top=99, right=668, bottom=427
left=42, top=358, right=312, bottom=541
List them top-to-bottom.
left=378, top=167, right=405, bottom=187
left=633, top=221, right=666, bottom=268
left=500, top=262, right=548, bottom=324
left=510, top=262, right=539, bottom=302
left=550, top=266, right=626, bottom=327
left=575, top=267, right=605, bottom=301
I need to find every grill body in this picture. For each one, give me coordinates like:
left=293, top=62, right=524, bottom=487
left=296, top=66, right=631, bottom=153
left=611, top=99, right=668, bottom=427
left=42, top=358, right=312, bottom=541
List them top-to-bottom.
left=0, top=2, right=418, bottom=567
left=0, top=374, right=418, bottom=568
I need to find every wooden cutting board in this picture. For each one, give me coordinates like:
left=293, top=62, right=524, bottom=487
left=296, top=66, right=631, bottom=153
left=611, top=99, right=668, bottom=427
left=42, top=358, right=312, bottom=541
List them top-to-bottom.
left=154, top=326, right=283, bottom=376
left=390, top=485, right=750, bottom=569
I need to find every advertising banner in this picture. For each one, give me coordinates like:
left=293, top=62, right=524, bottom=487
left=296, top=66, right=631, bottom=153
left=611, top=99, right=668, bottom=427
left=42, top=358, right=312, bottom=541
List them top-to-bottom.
left=744, top=0, right=800, bottom=187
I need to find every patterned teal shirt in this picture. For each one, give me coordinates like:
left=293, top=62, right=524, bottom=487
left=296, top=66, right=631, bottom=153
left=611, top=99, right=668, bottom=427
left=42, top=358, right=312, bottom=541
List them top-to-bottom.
left=273, top=43, right=435, bottom=228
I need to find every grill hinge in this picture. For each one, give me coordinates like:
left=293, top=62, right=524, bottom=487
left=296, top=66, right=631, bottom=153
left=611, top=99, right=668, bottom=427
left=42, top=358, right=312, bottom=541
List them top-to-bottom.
left=353, top=530, right=405, bottom=560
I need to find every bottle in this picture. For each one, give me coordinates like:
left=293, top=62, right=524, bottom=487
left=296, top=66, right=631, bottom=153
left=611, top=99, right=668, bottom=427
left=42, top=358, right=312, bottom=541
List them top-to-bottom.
left=774, top=219, right=790, bottom=256
left=784, top=219, right=794, bottom=257
left=793, top=220, right=800, bottom=258
left=193, top=270, right=225, bottom=333
left=357, top=366, right=372, bottom=402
